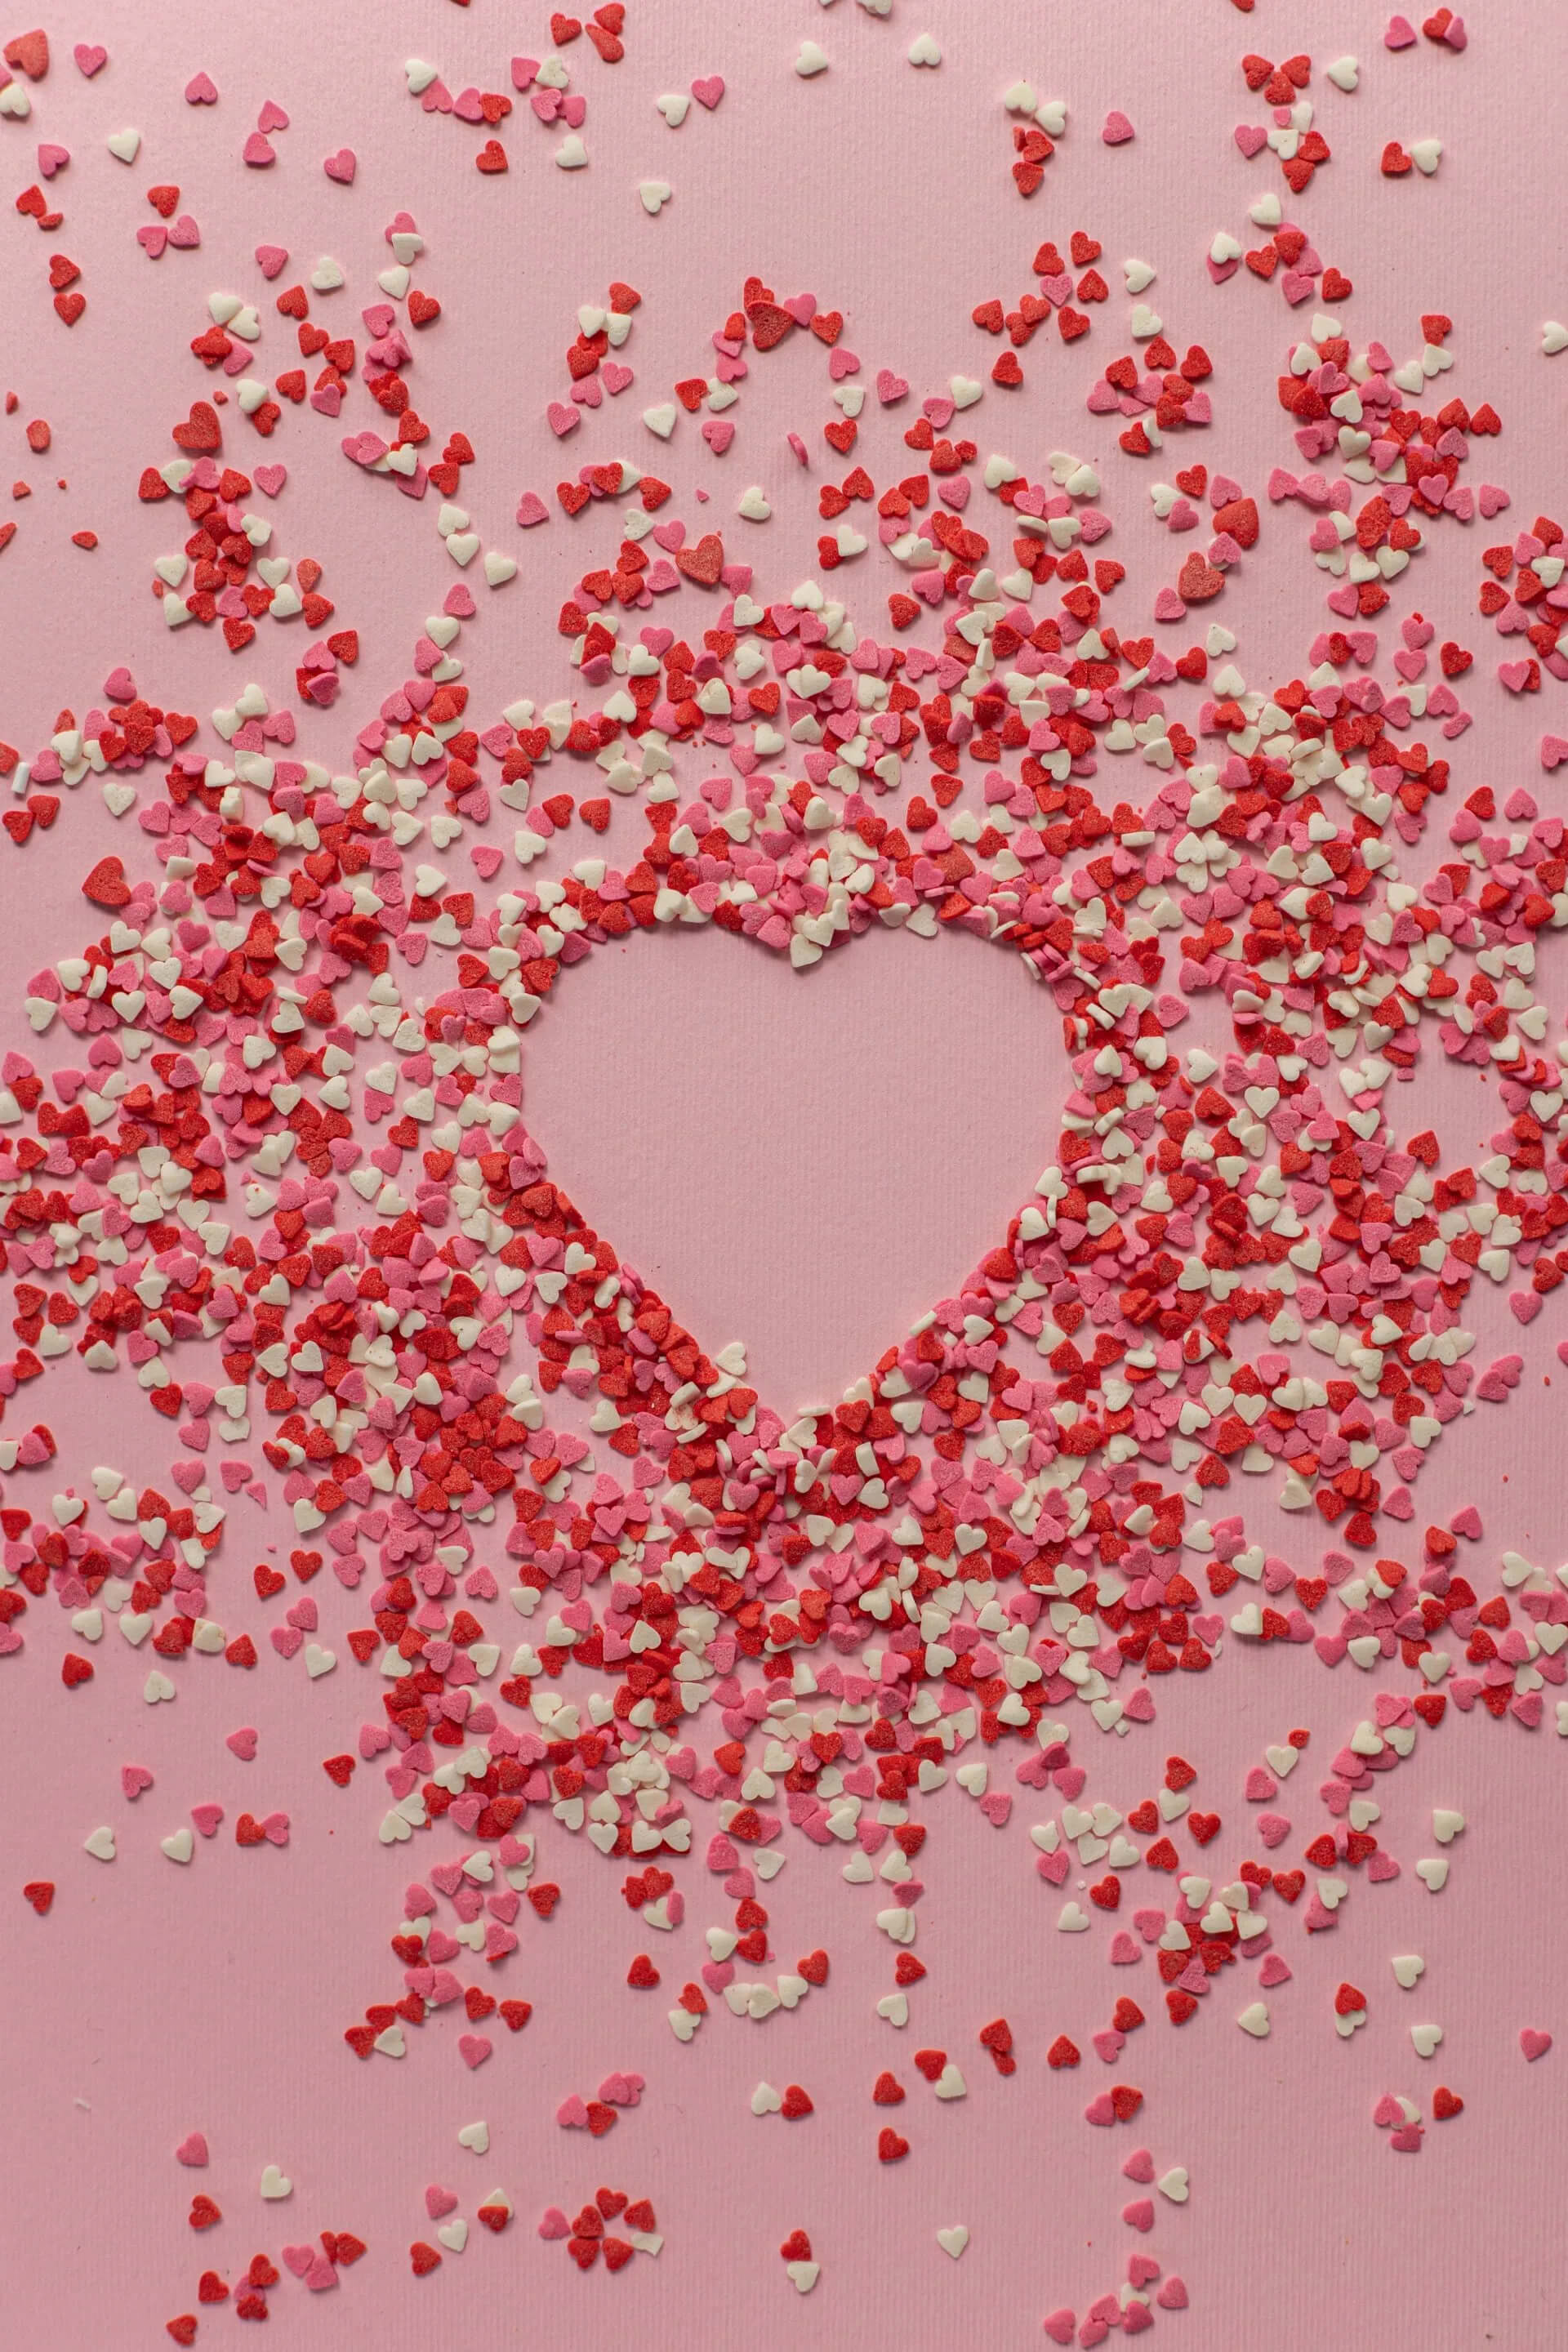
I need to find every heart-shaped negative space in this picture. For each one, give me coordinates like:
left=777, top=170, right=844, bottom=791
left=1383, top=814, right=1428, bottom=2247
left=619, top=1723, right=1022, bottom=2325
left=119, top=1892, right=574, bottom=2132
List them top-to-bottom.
left=524, top=921, right=1065, bottom=1416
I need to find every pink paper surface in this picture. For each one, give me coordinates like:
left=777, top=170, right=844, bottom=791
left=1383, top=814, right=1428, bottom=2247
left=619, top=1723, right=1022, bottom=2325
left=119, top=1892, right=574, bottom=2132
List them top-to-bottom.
left=2, top=4, right=1566, bottom=2345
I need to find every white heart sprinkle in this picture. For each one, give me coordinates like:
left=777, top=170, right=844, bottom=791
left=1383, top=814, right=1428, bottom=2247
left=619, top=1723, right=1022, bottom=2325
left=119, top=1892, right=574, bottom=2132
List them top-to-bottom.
left=907, top=33, right=942, bottom=67
left=795, top=41, right=830, bottom=77
left=1325, top=56, right=1360, bottom=91
left=656, top=92, right=689, bottom=127
left=106, top=128, right=141, bottom=164
left=639, top=180, right=672, bottom=215
left=83, top=1825, right=116, bottom=1862
left=162, top=1828, right=194, bottom=1864
left=1415, top=1857, right=1449, bottom=1891
left=1392, top=1954, right=1426, bottom=1989
left=1237, top=2002, right=1270, bottom=2038
left=1411, top=2022, right=1443, bottom=2058
left=457, top=2122, right=489, bottom=2153
left=259, top=2165, right=292, bottom=2200
left=437, top=2218, right=468, bottom=2252
left=937, top=2224, right=969, bottom=2258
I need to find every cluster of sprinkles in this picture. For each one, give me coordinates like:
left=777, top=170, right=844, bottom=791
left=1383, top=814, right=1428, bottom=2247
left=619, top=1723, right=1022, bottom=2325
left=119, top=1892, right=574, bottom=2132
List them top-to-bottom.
left=4, top=11, right=1568, bottom=2343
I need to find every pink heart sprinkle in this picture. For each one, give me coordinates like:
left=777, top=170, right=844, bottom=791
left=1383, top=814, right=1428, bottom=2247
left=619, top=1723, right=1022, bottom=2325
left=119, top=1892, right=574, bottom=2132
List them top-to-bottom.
left=1384, top=15, right=1418, bottom=47
left=74, top=43, right=107, bottom=76
left=185, top=71, right=218, bottom=104
left=691, top=75, right=724, bottom=109
left=258, top=100, right=290, bottom=133
left=1102, top=109, right=1135, bottom=144
left=1234, top=123, right=1267, bottom=157
left=242, top=132, right=274, bottom=167
left=37, top=144, right=69, bottom=179
left=323, top=148, right=357, bottom=184
left=167, top=215, right=200, bottom=248
left=136, top=225, right=167, bottom=259
left=255, top=243, right=288, bottom=278
left=782, top=293, right=817, bottom=327
left=602, top=359, right=632, bottom=395
left=875, top=368, right=908, bottom=404
left=546, top=402, right=579, bottom=438
left=700, top=417, right=734, bottom=455
left=253, top=464, right=286, bottom=497
left=515, top=491, right=549, bottom=527
left=225, top=1728, right=258, bottom=1760
left=120, top=1765, right=153, bottom=1800
left=190, top=1804, right=224, bottom=1838
left=262, top=1811, right=290, bottom=1845
left=1521, top=2029, right=1553, bottom=2062
left=458, top=2034, right=492, bottom=2069
left=175, top=2132, right=208, bottom=2167
left=425, top=2185, right=457, bottom=2220
left=538, top=2207, right=569, bottom=2239
left=281, top=2244, right=314, bottom=2279
left=1156, top=2278, right=1189, bottom=2311
left=1043, top=2311, right=1076, bottom=2345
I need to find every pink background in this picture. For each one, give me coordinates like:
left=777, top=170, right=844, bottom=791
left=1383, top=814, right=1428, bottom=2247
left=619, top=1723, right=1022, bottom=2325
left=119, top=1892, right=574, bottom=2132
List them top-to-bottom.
left=2, top=2, right=1566, bottom=2343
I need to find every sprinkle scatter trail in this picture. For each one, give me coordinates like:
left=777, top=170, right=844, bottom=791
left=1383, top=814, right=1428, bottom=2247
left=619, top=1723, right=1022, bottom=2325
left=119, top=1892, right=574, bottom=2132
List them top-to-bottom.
left=1, top=8, right=1566, bottom=2344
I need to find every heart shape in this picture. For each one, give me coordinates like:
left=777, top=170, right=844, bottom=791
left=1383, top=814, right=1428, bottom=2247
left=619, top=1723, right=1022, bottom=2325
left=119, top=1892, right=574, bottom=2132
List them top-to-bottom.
left=523, top=921, right=1062, bottom=1413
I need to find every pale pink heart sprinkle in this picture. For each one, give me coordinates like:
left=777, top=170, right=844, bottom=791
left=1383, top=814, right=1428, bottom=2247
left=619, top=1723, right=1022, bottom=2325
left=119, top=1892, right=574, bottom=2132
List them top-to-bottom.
left=73, top=42, right=107, bottom=75
left=184, top=69, right=218, bottom=103
left=257, top=99, right=289, bottom=132
left=1102, top=109, right=1134, bottom=143
left=1234, top=123, right=1267, bottom=157
left=242, top=132, right=275, bottom=167
left=37, top=143, right=69, bottom=178
left=136, top=225, right=167, bottom=258
left=255, top=243, right=289, bottom=278
left=875, top=368, right=908, bottom=403
left=546, top=403, right=579, bottom=438
left=253, top=464, right=286, bottom=497
left=515, top=491, right=549, bottom=527
left=1521, top=2029, right=1553, bottom=2061
left=458, top=2035, right=492, bottom=2070
left=175, top=2132, right=208, bottom=2167
left=424, top=2185, right=457, bottom=2220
